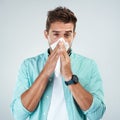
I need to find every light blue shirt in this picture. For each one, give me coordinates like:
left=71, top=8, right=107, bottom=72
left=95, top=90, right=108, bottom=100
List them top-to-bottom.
left=10, top=50, right=106, bottom=120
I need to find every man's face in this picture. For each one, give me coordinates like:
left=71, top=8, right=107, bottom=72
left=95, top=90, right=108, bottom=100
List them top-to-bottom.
left=45, top=21, right=76, bottom=48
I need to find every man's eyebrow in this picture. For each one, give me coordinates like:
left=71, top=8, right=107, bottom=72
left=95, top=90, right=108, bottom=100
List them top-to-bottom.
left=52, top=30, right=72, bottom=33
left=65, top=30, right=72, bottom=33
left=52, top=31, right=60, bottom=33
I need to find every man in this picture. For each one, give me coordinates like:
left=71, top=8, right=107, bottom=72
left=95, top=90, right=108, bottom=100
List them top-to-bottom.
left=11, top=6, right=106, bottom=120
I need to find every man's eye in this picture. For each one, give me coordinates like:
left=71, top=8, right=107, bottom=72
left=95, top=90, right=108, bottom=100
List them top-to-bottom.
left=54, top=34, right=59, bottom=36
left=65, top=34, right=70, bottom=37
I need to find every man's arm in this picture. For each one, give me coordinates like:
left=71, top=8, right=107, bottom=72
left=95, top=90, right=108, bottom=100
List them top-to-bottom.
left=10, top=45, right=60, bottom=120
left=60, top=45, right=106, bottom=119
left=21, top=46, right=59, bottom=112
left=60, top=47, right=93, bottom=111
left=21, top=70, right=49, bottom=112
left=68, top=83, right=93, bottom=111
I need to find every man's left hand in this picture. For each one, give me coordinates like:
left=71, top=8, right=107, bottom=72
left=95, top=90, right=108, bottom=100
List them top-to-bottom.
left=59, top=42, right=73, bottom=81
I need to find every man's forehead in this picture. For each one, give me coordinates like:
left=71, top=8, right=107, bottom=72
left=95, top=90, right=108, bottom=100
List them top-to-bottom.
left=49, top=22, right=74, bottom=33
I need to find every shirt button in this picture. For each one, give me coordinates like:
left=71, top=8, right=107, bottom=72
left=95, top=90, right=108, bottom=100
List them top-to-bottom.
left=49, top=78, right=52, bottom=81
left=46, top=96, right=49, bottom=99
left=43, top=112, right=46, bottom=116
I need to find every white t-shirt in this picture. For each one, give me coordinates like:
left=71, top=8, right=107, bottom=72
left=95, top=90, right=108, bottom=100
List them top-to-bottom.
left=47, top=38, right=69, bottom=120
left=47, top=73, right=69, bottom=120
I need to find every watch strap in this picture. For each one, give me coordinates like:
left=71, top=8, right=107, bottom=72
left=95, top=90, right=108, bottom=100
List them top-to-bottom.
left=65, top=75, right=78, bottom=86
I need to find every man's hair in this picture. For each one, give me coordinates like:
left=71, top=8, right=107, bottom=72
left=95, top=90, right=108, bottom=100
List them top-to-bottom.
left=46, top=6, right=77, bottom=32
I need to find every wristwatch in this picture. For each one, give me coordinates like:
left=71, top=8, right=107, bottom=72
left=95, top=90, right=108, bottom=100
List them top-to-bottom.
left=65, top=75, right=78, bottom=86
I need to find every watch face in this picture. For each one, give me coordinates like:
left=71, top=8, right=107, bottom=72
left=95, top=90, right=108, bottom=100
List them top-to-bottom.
left=65, top=75, right=78, bottom=86
left=73, top=75, right=78, bottom=83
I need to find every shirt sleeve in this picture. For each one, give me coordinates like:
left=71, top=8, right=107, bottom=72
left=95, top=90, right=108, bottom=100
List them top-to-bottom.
left=10, top=60, right=32, bottom=120
left=83, top=60, right=106, bottom=120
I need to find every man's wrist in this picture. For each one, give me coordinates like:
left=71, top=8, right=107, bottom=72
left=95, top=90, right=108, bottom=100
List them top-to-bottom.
left=65, top=73, right=72, bottom=81
left=65, top=74, right=79, bottom=86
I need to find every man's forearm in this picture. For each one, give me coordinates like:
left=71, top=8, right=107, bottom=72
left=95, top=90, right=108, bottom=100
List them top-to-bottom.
left=21, top=70, right=49, bottom=112
left=69, top=83, right=93, bottom=111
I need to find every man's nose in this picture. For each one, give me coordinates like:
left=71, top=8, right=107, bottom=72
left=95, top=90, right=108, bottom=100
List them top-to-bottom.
left=58, top=35, right=66, bottom=42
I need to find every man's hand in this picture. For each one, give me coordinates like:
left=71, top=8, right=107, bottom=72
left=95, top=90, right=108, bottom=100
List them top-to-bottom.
left=43, top=41, right=72, bottom=81
left=59, top=42, right=73, bottom=81
left=43, top=44, right=60, bottom=78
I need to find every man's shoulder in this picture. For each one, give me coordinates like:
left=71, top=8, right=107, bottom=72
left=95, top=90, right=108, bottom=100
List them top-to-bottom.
left=23, top=52, right=47, bottom=65
left=71, top=52, right=97, bottom=67
left=71, top=52, right=98, bottom=71
left=72, top=52, right=94, bottom=62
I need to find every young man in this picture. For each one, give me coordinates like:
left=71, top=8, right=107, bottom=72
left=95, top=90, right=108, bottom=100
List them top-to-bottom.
left=11, top=6, right=106, bottom=120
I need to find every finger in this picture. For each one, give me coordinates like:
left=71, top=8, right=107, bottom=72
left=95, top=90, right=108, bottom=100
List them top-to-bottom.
left=50, top=40, right=66, bottom=61
left=50, top=40, right=63, bottom=57
left=58, top=41, right=66, bottom=50
left=58, top=41, right=70, bottom=59
left=49, top=45, right=60, bottom=63
left=61, top=48, right=70, bottom=61
left=49, top=50, right=59, bottom=63
left=60, top=52, right=65, bottom=61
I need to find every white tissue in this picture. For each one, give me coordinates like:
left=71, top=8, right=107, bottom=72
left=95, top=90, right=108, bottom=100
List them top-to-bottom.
left=50, top=38, right=69, bottom=77
left=50, top=38, right=69, bottom=51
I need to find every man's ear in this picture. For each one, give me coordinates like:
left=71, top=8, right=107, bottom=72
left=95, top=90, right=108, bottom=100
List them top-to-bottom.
left=44, top=30, right=48, bottom=39
left=72, top=32, right=76, bottom=42
left=73, top=32, right=76, bottom=39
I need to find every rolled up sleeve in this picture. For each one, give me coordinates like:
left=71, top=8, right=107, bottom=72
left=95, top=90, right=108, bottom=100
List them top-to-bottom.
left=10, top=60, right=32, bottom=120
left=83, top=61, right=106, bottom=120
left=83, top=95, right=106, bottom=120
left=11, top=97, right=32, bottom=120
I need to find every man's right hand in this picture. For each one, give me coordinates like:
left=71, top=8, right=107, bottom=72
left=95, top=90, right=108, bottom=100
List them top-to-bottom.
left=42, top=44, right=60, bottom=78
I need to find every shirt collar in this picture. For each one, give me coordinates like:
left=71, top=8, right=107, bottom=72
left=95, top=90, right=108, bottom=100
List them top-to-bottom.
left=47, top=48, right=72, bottom=56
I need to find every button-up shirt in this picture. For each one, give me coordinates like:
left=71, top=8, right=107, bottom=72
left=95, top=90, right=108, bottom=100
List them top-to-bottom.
left=10, top=50, right=106, bottom=120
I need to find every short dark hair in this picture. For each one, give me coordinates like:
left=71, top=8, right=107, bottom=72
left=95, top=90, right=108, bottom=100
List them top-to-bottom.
left=46, top=6, right=77, bottom=32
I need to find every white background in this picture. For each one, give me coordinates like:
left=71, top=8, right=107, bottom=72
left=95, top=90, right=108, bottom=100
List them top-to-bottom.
left=0, top=0, right=120, bottom=119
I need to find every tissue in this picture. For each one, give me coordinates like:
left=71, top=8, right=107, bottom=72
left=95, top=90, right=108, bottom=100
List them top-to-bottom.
left=50, top=38, right=69, bottom=77
left=50, top=38, right=69, bottom=51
